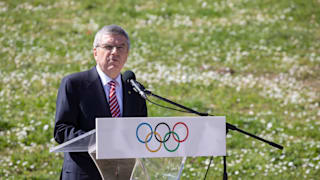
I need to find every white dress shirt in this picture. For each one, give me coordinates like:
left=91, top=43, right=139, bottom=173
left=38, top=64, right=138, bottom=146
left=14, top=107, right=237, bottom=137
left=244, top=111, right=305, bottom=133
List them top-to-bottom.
left=96, top=65, right=123, bottom=117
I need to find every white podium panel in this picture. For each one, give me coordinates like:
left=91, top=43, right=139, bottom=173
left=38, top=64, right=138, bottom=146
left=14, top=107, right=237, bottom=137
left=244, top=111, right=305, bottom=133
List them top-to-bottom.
left=96, top=116, right=226, bottom=159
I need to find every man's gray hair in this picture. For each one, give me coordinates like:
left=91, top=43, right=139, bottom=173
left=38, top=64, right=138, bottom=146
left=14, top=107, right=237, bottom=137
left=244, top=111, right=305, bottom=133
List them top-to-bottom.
left=93, top=25, right=130, bottom=49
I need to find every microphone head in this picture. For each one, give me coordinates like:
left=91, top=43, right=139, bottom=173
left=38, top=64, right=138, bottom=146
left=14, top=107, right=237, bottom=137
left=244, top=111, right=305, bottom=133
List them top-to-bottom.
left=123, top=70, right=136, bottom=83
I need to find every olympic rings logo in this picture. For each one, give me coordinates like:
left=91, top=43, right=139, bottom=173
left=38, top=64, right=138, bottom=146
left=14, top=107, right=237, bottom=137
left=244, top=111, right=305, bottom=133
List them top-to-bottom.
left=136, top=122, right=189, bottom=152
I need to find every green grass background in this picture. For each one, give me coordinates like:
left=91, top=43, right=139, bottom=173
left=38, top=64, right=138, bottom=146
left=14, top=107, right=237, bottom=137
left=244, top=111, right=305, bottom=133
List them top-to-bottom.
left=0, top=0, right=319, bottom=179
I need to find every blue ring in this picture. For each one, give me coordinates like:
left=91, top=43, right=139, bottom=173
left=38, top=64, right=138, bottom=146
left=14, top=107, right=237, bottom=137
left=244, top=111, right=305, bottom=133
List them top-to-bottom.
left=136, top=122, right=153, bottom=143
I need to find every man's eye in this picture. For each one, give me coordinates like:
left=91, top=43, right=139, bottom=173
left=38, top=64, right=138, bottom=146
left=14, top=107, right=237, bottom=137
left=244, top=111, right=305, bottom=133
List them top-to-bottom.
left=105, top=46, right=113, bottom=50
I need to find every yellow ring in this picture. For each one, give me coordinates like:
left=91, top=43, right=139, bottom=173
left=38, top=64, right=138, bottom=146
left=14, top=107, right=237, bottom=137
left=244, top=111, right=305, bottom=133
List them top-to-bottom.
left=145, top=131, right=162, bottom=152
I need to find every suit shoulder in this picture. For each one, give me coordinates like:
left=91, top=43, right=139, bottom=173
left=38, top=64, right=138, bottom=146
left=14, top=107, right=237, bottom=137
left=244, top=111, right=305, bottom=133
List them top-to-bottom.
left=61, top=68, right=95, bottom=85
left=64, top=70, right=89, bottom=80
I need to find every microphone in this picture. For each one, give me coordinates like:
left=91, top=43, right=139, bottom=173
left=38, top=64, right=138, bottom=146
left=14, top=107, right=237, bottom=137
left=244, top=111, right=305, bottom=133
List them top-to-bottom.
left=123, top=70, right=147, bottom=99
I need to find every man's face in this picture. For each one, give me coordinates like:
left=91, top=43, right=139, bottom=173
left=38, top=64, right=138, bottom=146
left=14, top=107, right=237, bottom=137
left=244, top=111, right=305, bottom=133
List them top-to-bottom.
left=93, top=33, right=129, bottom=79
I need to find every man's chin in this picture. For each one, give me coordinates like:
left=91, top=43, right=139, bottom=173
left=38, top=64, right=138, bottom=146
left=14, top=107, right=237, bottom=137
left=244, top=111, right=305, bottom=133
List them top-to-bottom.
left=107, top=65, right=119, bottom=71
left=105, top=67, right=121, bottom=75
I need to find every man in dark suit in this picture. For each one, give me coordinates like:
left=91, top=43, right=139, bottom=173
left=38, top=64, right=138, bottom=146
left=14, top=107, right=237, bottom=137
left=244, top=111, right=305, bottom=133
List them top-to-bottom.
left=54, top=25, right=147, bottom=180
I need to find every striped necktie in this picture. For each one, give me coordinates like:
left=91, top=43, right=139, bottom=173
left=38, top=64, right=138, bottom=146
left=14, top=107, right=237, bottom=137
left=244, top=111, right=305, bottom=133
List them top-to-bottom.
left=108, top=81, right=120, bottom=117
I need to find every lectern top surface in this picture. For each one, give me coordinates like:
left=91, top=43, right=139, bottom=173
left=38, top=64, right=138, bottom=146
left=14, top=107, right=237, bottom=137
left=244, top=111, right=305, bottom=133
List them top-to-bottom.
left=50, top=129, right=96, bottom=153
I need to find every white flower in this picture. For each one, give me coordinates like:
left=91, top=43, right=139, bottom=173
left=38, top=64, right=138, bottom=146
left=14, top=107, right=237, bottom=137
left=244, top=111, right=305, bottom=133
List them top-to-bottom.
left=43, top=124, right=49, bottom=131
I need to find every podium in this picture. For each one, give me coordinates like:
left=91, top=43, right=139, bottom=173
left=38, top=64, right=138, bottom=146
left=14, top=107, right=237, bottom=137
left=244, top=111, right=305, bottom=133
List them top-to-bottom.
left=50, top=116, right=226, bottom=179
left=50, top=129, right=187, bottom=180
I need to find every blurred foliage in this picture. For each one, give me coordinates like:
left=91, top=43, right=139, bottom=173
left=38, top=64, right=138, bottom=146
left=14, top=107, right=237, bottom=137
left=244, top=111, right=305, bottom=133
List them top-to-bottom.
left=0, top=0, right=319, bottom=179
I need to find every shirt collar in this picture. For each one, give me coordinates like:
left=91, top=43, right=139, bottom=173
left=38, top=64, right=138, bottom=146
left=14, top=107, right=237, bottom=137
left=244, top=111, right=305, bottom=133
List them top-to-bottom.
left=96, top=65, right=122, bottom=86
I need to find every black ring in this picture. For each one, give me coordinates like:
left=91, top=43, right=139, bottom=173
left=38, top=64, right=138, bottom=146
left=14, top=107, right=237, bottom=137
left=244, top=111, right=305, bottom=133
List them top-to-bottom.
left=154, top=122, right=171, bottom=143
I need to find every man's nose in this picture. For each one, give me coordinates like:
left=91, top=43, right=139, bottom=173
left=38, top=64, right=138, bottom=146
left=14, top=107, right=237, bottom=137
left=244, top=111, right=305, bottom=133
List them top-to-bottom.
left=111, top=47, right=118, bottom=54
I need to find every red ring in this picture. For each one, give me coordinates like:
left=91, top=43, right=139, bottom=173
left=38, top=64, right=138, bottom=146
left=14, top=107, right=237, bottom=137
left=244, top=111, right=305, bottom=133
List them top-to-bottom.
left=172, top=122, right=189, bottom=142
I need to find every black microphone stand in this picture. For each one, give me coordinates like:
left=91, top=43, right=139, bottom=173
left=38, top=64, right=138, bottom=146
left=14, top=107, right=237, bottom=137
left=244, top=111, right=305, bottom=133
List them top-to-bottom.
left=144, top=90, right=283, bottom=180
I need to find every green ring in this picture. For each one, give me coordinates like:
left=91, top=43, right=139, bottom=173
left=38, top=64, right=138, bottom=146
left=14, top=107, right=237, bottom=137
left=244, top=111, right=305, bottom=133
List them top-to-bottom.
left=163, top=131, right=180, bottom=152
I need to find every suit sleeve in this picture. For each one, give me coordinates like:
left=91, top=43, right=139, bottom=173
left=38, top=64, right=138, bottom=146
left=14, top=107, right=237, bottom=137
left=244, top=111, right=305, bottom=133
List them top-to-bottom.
left=54, top=77, right=86, bottom=144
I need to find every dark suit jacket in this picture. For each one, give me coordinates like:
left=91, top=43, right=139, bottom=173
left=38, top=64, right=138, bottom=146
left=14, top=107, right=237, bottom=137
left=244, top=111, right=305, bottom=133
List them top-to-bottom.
left=54, top=67, right=147, bottom=180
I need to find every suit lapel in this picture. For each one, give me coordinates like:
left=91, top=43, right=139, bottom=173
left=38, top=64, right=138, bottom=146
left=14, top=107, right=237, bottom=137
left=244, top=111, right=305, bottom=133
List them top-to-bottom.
left=86, top=67, right=112, bottom=117
left=122, top=75, right=131, bottom=117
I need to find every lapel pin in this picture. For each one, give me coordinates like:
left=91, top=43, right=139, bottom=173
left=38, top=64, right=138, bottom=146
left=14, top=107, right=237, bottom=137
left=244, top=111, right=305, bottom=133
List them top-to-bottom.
left=128, top=91, right=131, bottom=94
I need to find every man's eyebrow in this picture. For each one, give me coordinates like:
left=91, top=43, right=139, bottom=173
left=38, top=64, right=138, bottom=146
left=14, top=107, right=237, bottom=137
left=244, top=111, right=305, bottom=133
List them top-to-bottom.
left=101, top=43, right=126, bottom=46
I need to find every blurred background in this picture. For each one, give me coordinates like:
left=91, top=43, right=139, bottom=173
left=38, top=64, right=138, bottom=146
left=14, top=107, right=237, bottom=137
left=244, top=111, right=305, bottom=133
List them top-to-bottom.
left=0, top=0, right=319, bottom=179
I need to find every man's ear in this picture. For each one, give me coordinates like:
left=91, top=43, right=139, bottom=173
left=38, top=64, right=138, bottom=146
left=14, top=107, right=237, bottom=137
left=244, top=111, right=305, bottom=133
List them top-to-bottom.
left=93, top=48, right=97, bottom=59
